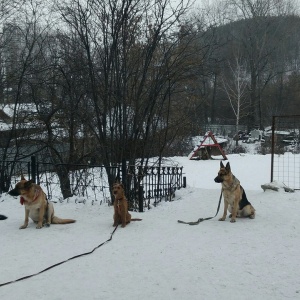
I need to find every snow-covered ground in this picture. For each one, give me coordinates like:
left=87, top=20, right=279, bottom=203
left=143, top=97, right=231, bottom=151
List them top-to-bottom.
left=0, top=153, right=300, bottom=300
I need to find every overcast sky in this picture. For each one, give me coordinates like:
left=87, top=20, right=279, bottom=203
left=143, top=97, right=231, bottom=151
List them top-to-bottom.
left=190, top=0, right=300, bottom=15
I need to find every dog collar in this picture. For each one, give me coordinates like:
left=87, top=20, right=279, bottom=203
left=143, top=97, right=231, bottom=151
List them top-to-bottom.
left=20, top=189, right=40, bottom=205
left=20, top=197, right=25, bottom=205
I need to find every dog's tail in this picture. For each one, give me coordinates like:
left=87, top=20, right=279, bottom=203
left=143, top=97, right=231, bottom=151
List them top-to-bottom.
left=52, top=216, right=76, bottom=224
left=131, top=218, right=142, bottom=221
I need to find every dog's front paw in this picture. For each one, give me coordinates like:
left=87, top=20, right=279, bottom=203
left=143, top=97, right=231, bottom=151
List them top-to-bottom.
left=218, top=217, right=226, bottom=221
left=230, top=219, right=236, bottom=223
left=45, top=223, right=50, bottom=227
left=19, top=224, right=28, bottom=229
left=36, top=224, right=43, bottom=229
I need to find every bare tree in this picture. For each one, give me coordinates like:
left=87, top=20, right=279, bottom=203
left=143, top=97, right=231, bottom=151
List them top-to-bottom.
left=55, top=0, right=194, bottom=187
left=0, top=1, right=66, bottom=193
left=0, top=2, right=50, bottom=165
left=221, top=53, right=249, bottom=133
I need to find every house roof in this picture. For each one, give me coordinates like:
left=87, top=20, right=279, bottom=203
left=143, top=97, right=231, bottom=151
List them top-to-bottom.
left=0, top=109, right=11, bottom=122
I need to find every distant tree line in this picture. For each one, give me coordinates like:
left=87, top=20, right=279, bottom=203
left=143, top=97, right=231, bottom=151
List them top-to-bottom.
left=0, top=0, right=300, bottom=197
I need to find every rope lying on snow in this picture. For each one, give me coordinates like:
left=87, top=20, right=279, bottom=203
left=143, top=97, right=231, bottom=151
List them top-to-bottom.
left=0, top=225, right=118, bottom=287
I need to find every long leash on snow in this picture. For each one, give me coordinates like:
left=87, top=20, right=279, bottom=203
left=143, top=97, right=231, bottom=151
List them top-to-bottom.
left=177, top=191, right=223, bottom=225
left=0, top=225, right=119, bottom=288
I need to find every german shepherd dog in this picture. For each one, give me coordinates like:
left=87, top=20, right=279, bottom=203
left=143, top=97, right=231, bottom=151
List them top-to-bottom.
left=214, top=161, right=255, bottom=223
left=8, top=176, right=76, bottom=229
left=112, top=182, right=142, bottom=228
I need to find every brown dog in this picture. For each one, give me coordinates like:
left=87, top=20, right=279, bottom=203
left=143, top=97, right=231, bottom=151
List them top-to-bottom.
left=214, top=161, right=255, bottom=223
left=8, top=176, right=76, bottom=229
left=112, top=182, right=141, bottom=228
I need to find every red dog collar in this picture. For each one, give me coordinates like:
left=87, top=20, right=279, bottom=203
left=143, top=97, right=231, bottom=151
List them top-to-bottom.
left=20, top=189, right=40, bottom=205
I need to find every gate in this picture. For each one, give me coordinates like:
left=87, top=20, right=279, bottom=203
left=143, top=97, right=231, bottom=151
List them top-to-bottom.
left=271, top=115, right=300, bottom=190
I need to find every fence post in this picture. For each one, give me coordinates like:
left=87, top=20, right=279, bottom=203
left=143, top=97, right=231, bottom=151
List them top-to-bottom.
left=271, top=116, right=275, bottom=183
left=31, top=156, right=37, bottom=183
left=121, top=159, right=127, bottom=186
left=0, top=167, right=3, bottom=193
left=138, top=185, right=143, bottom=212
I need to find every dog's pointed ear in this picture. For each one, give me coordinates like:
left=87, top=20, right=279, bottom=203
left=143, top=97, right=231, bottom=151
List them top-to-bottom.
left=220, top=161, right=225, bottom=168
left=225, top=162, right=231, bottom=171
left=21, top=174, right=26, bottom=181
left=24, top=179, right=34, bottom=189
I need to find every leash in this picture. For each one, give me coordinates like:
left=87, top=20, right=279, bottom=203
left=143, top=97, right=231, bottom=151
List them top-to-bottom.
left=177, top=191, right=223, bottom=225
left=0, top=225, right=119, bottom=288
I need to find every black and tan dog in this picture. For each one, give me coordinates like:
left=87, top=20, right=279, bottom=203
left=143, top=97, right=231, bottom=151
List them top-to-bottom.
left=214, top=161, right=255, bottom=223
left=8, top=176, right=76, bottom=229
left=112, top=182, right=142, bottom=228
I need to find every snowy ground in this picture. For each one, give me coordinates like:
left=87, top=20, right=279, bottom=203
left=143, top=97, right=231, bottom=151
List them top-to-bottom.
left=1, top=153, right=300, bottom=300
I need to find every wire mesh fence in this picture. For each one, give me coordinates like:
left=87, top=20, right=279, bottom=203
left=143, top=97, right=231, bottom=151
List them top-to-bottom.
left=271, top=115, right=300, bottom=190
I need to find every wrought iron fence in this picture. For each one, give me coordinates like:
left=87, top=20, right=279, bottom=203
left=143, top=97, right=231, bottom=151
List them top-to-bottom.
left=0, top=157, right=186, bottom=211
left=125, top=165, right=185, bottom=211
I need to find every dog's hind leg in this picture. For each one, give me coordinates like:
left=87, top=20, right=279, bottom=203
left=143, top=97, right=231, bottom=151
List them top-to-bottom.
left=240, top=205, right=255, bottom=219
left=250, top=205, right=256, bottom=219
left=228, top=206, right=255, bottom=219
left=126, top=212, right=132, bottom=225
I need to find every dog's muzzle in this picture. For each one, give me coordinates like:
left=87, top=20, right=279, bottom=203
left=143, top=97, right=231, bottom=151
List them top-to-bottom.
left=214, top=176, right=223, bottom=183
left=8, top=189, right=20, bottom=196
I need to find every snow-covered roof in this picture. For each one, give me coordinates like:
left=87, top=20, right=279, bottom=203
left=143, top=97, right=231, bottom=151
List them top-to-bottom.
left=0, top=103, right=37, bottom=118
left=0, top=122, right=12, bottom=130
left=191, top=135, right=227, bottom=149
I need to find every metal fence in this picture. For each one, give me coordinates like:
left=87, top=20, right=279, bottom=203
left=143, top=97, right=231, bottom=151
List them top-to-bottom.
left=271, top=115, right=300, bottom=190
left=0, top=157, right=186, bottom=211
left=125, top=165, right=185, bottom=211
